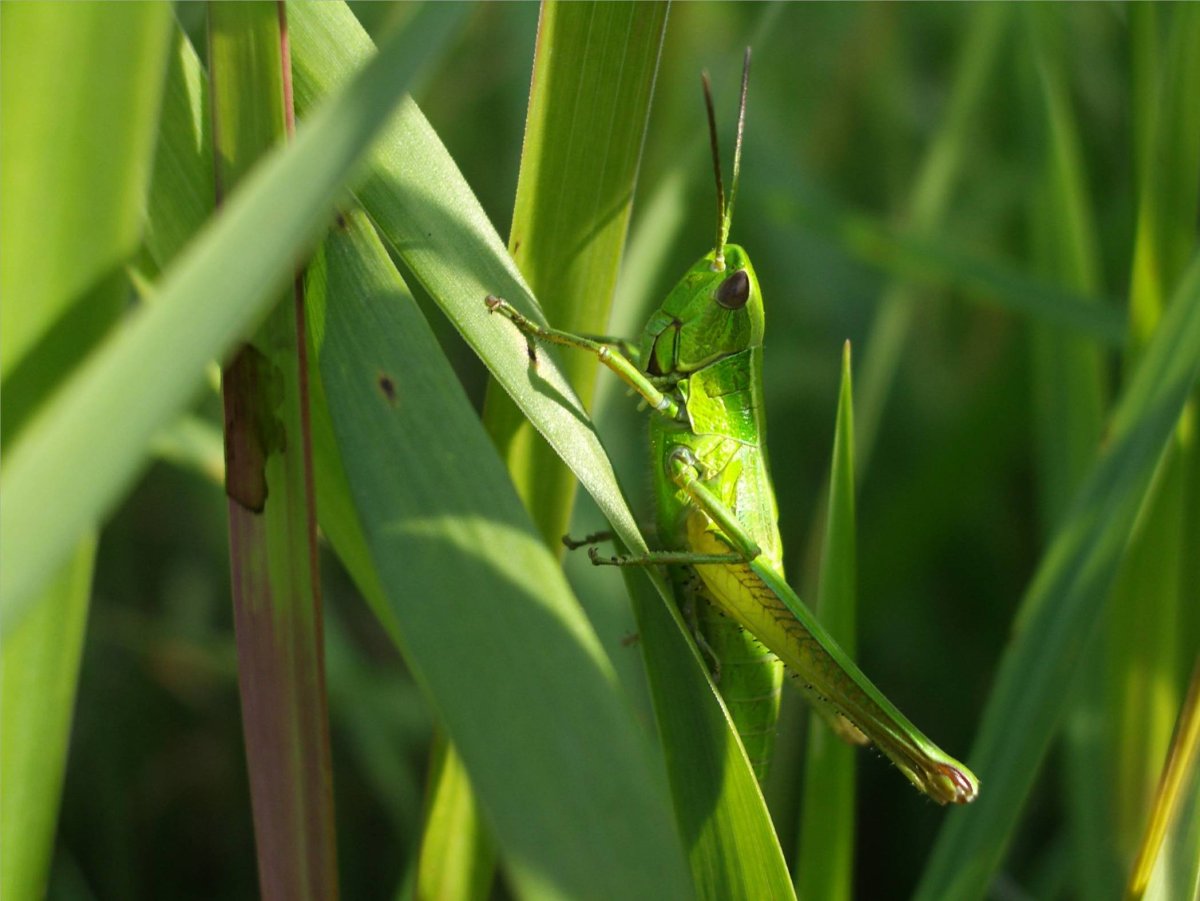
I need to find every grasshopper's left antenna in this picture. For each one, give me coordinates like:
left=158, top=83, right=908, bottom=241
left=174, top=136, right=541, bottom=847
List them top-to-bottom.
left=703, top=48, right=751, bottom=271
left=701, top=70, right=726, bottom=269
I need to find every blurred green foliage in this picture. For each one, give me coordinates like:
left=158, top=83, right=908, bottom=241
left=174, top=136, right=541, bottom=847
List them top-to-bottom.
left=41, top=3, right=1196, bottom=899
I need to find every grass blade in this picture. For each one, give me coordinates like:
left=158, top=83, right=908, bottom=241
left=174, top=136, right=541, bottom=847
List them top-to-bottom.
left=208, top=5, right=337, bottom=897
left=795, top=341, right=858, bottom=901
left=0, top=541, right=95, bottom=901
left=624, top=558, right=797, bottom=901
left=1127, top=658, right=1200, bottom=901
left=415, top=738, right=494, bottom=901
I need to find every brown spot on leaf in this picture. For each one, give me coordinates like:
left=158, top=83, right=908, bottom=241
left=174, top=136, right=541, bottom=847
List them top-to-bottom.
left=378, top=372, right=398, bottom=406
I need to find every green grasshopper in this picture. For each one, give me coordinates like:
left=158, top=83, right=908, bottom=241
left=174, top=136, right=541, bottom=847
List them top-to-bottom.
left=486, top=49, right=978, bottom=805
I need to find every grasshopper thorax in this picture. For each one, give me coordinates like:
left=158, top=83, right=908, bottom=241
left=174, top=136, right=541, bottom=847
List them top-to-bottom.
left=639, top=243, right=763, bottom=377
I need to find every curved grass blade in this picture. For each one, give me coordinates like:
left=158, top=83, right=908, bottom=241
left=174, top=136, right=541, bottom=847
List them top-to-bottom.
left=623, top=553, right=798, bottom=901
left=416, top=738, right=494, bottom=901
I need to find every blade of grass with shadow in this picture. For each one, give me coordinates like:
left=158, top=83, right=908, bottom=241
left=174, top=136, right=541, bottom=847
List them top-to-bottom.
left=306, top=209, right=691, bottom=899
left=916, top=254, right=1200, bottom=901
left=621, top=553, right=797, bottom=901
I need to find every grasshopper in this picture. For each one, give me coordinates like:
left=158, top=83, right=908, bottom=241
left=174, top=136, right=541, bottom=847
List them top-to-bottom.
left=486, top=49, right=978, bottom=805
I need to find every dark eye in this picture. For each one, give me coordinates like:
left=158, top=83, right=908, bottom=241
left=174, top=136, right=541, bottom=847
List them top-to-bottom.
left=715, top=269, right=750, bottom=309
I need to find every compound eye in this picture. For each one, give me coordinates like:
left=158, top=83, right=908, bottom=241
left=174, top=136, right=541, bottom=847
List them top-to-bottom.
left=715, top=269, right=750, bottom=309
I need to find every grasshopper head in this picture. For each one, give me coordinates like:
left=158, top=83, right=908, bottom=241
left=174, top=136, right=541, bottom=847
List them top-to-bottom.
left=640, top=49, right=759, bottom=378
left=640, top=244, right=763, bottom=376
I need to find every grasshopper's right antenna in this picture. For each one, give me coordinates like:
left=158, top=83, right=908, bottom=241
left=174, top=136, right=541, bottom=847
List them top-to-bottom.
left=703, top=47, right=752, bottom=271
left=725, top=47, right=751, bottom=260
left=702, top=69, right=726, bottom=270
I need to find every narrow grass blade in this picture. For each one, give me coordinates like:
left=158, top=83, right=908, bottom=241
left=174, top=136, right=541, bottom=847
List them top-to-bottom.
left=481, top=0, right=669, bottom=548
left=0, top=3, right=460, bottom=628
left=208, top=5, right=337, bottom=898
left=306, top=210, right=692, bottom=900
left=915, top=254, right=1200, bottom=901
left=795, top=341, right=857, bottom=901
left=0, top=540, right=95, bottom=901
left=1127, top=658, right=1200, bottom=901
left=416, top=738, right=494, bottom=901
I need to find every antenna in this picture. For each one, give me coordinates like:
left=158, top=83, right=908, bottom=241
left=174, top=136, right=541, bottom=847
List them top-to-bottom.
left=724, top=47, right=751, bottom=258
left=703, top=48, right=751, bottom=270
left=701, top=70, right=726, bottom=269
